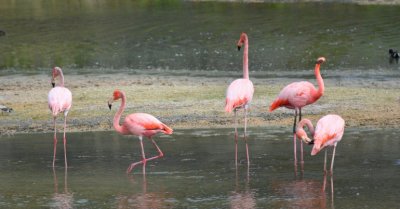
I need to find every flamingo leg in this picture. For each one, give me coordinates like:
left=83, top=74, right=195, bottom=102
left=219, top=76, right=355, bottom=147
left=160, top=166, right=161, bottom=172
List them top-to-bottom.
left=244, top=107, right=250, bottom=167
left=299, top=108, right=304, bottom=167
left=234, top=109, right=238, bottom=167
left=293, top=109, right=298, bottom=174
left=63, top=114, right=68, bottom=168
left=53, top=117, right=57, bottom=167
left=127, top=136, right=146, bottom=174
left=127, top=137, right=165, bottom=174
left=330, top=143, right=337, bottom=176
left=324, top=148, right=328, bottom=175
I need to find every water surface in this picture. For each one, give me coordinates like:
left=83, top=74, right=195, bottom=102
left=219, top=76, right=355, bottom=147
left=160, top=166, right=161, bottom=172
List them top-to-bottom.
left=0, top=128, right=399, bottom=208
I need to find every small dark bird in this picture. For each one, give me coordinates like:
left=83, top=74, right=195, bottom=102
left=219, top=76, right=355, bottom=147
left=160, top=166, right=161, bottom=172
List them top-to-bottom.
left=0, top=30, right=5, bottom=37
left=389, top=49, right=399, bottom=59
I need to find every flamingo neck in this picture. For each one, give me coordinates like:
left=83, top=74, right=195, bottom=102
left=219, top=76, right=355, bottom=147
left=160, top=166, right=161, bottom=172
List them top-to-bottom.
left=243, top=37, right=249, bottom=80
left=314, top=62, right=324, bottom=98
left=58, top=68, right=65, bottom=87
left=113, top=93, right=126, bottom=134
left=298, top=119, right=315, bottom=137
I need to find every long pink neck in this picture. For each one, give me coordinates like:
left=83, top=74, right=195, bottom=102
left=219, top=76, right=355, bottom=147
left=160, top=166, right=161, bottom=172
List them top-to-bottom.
left=242, top=35, right=249, bottom=79
left=314, top=62, right=324, bottom=98
left=58, top=68, right=65, bottom=87
left=113, top=93, right=126, bottom=134
left=298, top=119, right=315, bottom=137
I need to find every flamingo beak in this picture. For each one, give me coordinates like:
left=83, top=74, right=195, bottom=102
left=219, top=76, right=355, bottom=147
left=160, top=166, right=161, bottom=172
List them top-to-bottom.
left=237, top=46, right=241, bottom=51
left=51, top=82, right=55, bottom=88
left=108, top=98, right=114, bottom=110
left=301, top=136, right=314, bottom=145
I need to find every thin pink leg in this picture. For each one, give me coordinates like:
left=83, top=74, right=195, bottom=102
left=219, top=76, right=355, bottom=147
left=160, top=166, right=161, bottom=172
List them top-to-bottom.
left=244, top=108, right=250, bottom=166
left=234, top=109, right=238, bottom=167
left=63, top=115, right=68, bottom=168
left=53, top=117, right=57, bottom=167
left=293, top=133, right=298, bottom=176
left=127, top=136, right=146, bottom=173
left=127, top=137, right=164, bottom=174
left=300, top=140, right=304, bottom=174
left=330, top=143, right=337, bottom=176
left=324, top=149, right=328, bottom=175
left=53, top=167, right=58, bottom=193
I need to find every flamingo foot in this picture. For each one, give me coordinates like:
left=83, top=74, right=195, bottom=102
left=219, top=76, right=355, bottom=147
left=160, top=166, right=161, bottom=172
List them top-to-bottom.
left=126, top=154, right=163, bottom=174
left=127, top=160, right=146, bottom=174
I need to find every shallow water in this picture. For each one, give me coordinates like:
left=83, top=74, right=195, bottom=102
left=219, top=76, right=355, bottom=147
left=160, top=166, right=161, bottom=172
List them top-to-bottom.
left=0, top=1, right=400, bottom=73
left=0, top=128, right=399, bottom=208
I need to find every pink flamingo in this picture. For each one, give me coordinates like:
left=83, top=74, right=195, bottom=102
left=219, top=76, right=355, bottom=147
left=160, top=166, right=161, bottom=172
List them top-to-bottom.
left=225, top=32, right=254, bottom=167
left=269, top=57, right=326, bottom=171
left=48, top=67, right=72, bottom=167
left=108, top=90, right=173, bottom=174
left=296, top=114, right=345, bottom=178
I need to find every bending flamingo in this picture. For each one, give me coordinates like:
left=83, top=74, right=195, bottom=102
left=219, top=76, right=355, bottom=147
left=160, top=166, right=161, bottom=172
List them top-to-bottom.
left=225, top=32, right=254, bottom=167
left=269, top=57, right=325, bottom=171
left=48, top=67, right=72, bottom=167
left=108, top=90, right=173, bottom=174
left=296, top=115, right=345, bottom=176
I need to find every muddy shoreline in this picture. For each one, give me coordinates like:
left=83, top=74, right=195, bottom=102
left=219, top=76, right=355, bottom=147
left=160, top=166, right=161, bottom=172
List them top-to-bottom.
left=0, top=71, right=399, bottom=135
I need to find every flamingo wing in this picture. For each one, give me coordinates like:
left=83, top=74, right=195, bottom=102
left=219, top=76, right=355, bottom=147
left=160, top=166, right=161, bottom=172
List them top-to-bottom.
left=225, top=78, right=254, bottom=112
left=123, top=113, right=173, bottom=137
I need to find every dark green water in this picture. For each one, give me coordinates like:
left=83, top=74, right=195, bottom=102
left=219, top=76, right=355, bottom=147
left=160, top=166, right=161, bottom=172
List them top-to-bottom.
left=0, top=1, right=400, bottom=74
left=0, top=128, right=399, bottom=208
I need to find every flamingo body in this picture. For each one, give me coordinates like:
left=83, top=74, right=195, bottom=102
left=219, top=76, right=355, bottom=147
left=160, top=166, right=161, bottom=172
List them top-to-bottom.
left=225, top=32, right=254, bottom=167
left=269, top=57, right=326, bottom=174
left=48, top=66, right=72, bottom=168
left=225, top=78, right=254, bottom=113
left=269, top=81, right=319, bottom=111
left=48, top=87, right=72, bottom=116
left=109, top=90, right=173, bottom=173
left=121, top=113, right=173, bottom=137
left=296, top=114, right=345, bottom=177
left=311, top=115, right=345, bottom=156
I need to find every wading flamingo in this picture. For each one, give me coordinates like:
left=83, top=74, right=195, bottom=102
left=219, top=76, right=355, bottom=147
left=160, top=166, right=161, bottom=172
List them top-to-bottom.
left=225, top=32, right=254, bottom=167
left=269, top=57, right=325, bottom=171
left=48, top=67, right=72, bottom=167
left=108, top=90, right=173, bottom=174
left=296, top=114, right=345, bottom=178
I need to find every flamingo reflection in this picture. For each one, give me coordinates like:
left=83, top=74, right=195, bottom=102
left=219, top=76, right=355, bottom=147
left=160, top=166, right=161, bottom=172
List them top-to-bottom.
left=116, top=164, right=172, bottom=208
left=229, top=166, right=256, bottom=209
left=51, top=167, right=73, bottom=209
left=271, top=178, right=333, bottom=209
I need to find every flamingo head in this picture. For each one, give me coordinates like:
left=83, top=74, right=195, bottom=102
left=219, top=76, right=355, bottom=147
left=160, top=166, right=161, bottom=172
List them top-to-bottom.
left=237, top=32, right=248, bottom=51
left=316, top=57, right=326, bottom=64
left=51, top=67, right=61, bottom=87
left=108, top=90, right=123, bottom=110
left=296, top=128, right=313, bottom=145
left=311, top=140, right=323, bottom=156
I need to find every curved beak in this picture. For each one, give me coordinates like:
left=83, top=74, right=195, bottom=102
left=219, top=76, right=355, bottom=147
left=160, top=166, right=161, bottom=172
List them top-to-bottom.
left=237, top=45, right=241, bottom=51
left=51, top=82, right=55, bottom=88
left=107, top=98, right=113, bottom=110
left=301, top=136, right=314, bottom=145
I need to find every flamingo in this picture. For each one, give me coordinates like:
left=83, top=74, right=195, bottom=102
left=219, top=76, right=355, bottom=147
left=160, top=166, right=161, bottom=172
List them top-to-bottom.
left=225, top=32, right=254, bottom=167
left=269, top=57, right=326, bottom=171
left=48, top=67, right=72, bottom=167
left=108, top=90, right=173, bottom=174
left=296, top=114, right=345, bottom=177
